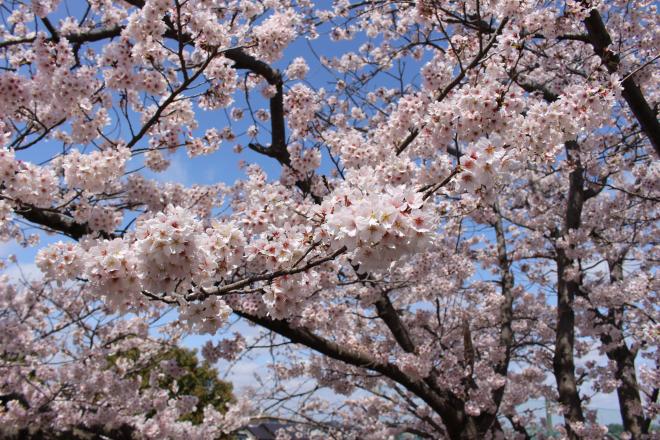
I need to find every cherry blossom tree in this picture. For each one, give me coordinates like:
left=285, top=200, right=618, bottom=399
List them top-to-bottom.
left=0, top=0, right=658, bottom=438
left=0, top=271, right=247, bottom=439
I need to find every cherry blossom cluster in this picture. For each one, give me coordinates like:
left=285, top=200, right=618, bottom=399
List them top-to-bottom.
left=0, top=0, right=658, bottom=437
left=252, top=11, right=301, bottom=62
left=32, top=37, right=108, bottom=144
left=421, top=52, right=454, bottom=91
left=199, top=56, right=238, bottom=111
left=285, top=57, right=310, bottom=80
left=0, top=73, right=30, bottom=119
left=284, top=84, right=321, bottom=137
left=185, top=128, right=224, bottom=158
left=324, top=129, right=376, bottom=169
left=455, top=134, right=509, bottom=194
left=280, top=143, right=322, bottom=186
left=62, top=146, right=131, bottom=194
left=145, top=147, right=171, bottom=171
left=0, top=149, right=59, bottom=208
left=318, top=170, right=435, bottom=272
left=125, top=175, right=226, bottom=217
left=0, top=200, right=18, bottom=242
left=73, top=202, right=123, bottom=233
left=37, top=205, right=248, bottom=314
left=134, top=205, right=214, bottom=293
left=206, top=220, right=246, bottom=276
left=245, top=228, right=309, bottom=272
left=84, top=238, right=143, bottom=312
left=36, top=241, right=83, bottom=282
left=0, top=275, right=249, bottom=439
left=179, top=296, right=233, bottom=334
left=201, top=333, right=247, bottom=363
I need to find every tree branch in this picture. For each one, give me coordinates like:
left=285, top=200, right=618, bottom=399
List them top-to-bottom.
left=583, top=9, right=660, bottom=156
left=395, top=17, right=509, bottom=156
left=186, top=246, right=347, bottom=302
left=374, top=293, right=416, bottom=353
left=233, top=309, right=458, bottom=430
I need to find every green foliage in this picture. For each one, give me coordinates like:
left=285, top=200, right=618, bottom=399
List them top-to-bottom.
left=106, top=344, right=235, bottom=425
left=145, top=346, right=235, bottom=425
left=606, top=424, right=624, bottom=438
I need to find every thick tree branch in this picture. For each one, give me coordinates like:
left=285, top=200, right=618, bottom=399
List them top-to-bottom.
left=583, top=9, right=660, bottom=156
left=552, top=140, right=586, bottom=439
left=13, top=202, right=93, bottom=240
left=470, top=204, right=516, bottom=436
left=186, top=246, right=347, bottom=302
left=591, top=257, right=649, bottom=438
left=374, top=293, right=416, bottom=353
left=233, top=309, right=466, bottom=436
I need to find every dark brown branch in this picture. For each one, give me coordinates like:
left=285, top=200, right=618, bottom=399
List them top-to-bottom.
left=583, top=9, right=660, bottom=156
left=41, top=17, right=60, bottom=42
left=0, top=26, right=124, bottom=49
left=224, top=48, right=282, bottom=86
left=514, top=79, right=559, bottom=103
left=552, top=140, right=586, bottom=439
left=14, top=202, right=93, bottom=240
left=471, top=204, right=516, bottom=435
left=186, top=246, right=347, bottom=302
left=595, top=258, right=648, bottom=438
left=374, top=293, right=416, bottom=353
left=233, top=309, right=463, bottom=434
left=506, top=415, right=531, bottom=440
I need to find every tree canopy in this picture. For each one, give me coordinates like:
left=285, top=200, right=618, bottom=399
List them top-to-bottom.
left=0, top=0, right=657, bottom=438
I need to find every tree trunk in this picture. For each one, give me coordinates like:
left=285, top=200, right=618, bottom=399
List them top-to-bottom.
left=552, top=141, right=586, bottom=438
left=553, top=258, right=586, bottom=439
left=599, top=260, right=647, bottom=439
left=607, top=341, right=646, bottom=438
left=443, top=412, right=480, bottom=440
